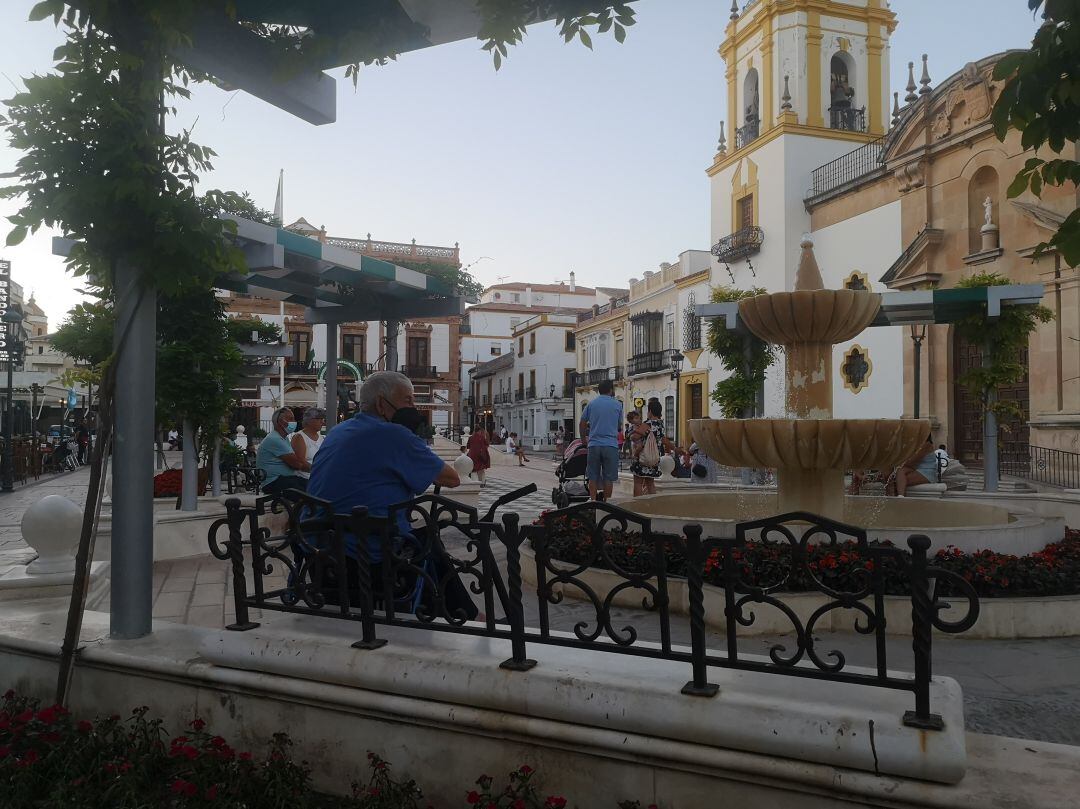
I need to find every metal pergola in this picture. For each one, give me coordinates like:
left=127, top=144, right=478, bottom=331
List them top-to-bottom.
left=63, top=1, right=568, bottom=640
left=695, top=283, right=1046, bottom=492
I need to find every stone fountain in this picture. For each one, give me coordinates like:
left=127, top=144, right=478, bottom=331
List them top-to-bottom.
left=689, top=237, right=929, bottom=522
left=620, top=238, right=1062, bottom=554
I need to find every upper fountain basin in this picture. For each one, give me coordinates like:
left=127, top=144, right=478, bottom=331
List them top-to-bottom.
left=738, top=289, right=882, bottom=345
left=689, top=417, right=931, bottom=472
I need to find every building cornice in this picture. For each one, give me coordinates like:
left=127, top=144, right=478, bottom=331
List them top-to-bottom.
left=707, top=122, right=879, bottom=177
left=674, top=268, right=711, bottom=289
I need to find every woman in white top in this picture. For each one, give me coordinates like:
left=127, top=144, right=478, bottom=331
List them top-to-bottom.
left=290, top=407, right=327, bottom=479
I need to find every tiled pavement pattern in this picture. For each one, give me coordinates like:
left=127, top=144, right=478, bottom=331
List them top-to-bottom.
left=3, top=458, right=1079, bottom=744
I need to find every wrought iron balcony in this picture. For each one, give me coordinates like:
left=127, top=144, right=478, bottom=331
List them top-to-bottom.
left=829, top=106, right=867, bottom=132
left=735, top=118, right=759, bottom=149
left=807, top=136, right=885, bottom=201
left=711, top=225, right=765, bottom=264
left=627, top=349, right=678, bottom=376
left=285, top=359, right=324, bottom=376
left=400, top=365, right=439, bottom=380
left=573, top=367, right=623, bottom=388
left=525, top=386, right=536, bottom=400
left=515, top=389, right=525, bottom=402
left=495, top=392, right=512, bottom=404
left=481, top=395, right=490, bottom=405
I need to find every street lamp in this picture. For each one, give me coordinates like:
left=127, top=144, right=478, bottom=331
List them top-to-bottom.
left=1, top=308, right=26, bottom=493
left=909, top=323, right=927, bottom=420
left=670, top=350, right=684, bottom=445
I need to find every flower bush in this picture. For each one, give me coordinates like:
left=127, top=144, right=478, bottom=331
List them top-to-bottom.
left=153, top=469, right=184, bottom=498
left=535, top=514, right=1080, bottom=599
left=0, top=692, right=648, bottom=808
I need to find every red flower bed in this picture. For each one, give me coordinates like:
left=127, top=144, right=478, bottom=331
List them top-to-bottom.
left=153, top=469, right=183, bottom=498
left=536, top=514, right=1080, bottom=599
left=1, top=692, right=646, bottom=808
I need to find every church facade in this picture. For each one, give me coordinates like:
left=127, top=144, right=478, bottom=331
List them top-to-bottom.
left=706, top=0, right=1077, bottom=462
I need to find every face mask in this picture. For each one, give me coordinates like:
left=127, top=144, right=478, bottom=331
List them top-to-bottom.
left=391, top=406, right=425, bottom=434
left=285, top=422, right=297, bottom=433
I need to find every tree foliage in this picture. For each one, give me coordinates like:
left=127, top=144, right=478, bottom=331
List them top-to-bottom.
left=992, top=0, right=1080, bottom=265
left=954, top=272, right=1053, bottom=424
left=706, top=286, right=777, bottom=418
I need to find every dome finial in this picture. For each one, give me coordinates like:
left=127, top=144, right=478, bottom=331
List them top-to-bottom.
left=730, top=0, right=739, bottom=21
left=918, top=53, right=932, bottom=95
left=904, top=61, right=918, bottom=104
left=780, top=75, right=792, bottom=111
left=891, top=91, right=900, bottom=127
left=717, top=120, right=727, bottom=154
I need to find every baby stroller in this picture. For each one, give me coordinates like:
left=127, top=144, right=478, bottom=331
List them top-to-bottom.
left=551, top=438, right=591, bottom=508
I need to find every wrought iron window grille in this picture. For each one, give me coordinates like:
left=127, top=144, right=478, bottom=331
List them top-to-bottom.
left=210, top=493, right=980, bottom=729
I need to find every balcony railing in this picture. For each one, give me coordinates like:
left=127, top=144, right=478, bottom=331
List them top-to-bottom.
left=829, top=105, right=867, bottom=132
left=735, top=118, right=759, bottom=149
left=807, top=136, right=885, bottom=201
left=711, top=226, right=765, bottom=264
left=325, top=236, right=460, bottom=266
left=577, top=295, right=630, bottom=324
left=627, top=349, right=677, bottom=376
left=285, top=359, right=324, bottom=376
left=400, top=365, right=439, bottom=380
left=572, top=367, right=624, bottom=388
left=525, top=386, right=536, bottom=400
left=515, top=390, right=525, bottom=402
left=495, top=392, right=512, bottom=404
left=481, top=395, right=491, bottom=406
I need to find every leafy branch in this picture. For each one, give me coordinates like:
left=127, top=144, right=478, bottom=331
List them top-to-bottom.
left=706, top=285, right=777, bottom=418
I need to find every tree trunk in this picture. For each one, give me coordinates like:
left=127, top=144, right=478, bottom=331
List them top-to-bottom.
left=181, top=419, right=198, bottom=511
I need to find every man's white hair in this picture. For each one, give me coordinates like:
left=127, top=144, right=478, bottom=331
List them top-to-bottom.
left=359, top=371, right=412, bottom=415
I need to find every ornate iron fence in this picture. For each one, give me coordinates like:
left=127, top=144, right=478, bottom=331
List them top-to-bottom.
left=711, top=226, right=764, bottom=265
left=1000, top=443, right=1080, bottom=489
left=210, top=492, right=979, bottom=729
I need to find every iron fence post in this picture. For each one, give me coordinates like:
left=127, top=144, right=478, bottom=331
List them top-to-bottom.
left=223, top=498, right=259, bottom=631
left=349, top=506, right=387, bottom=650
left=499, top=513, right=537, bottom=671
left=681, top=524, right=719, bottom=697
left=903, top=534, right=944, bottom=730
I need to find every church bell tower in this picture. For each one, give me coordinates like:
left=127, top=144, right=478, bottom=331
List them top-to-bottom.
left=707, top=0, right=897, bottom=291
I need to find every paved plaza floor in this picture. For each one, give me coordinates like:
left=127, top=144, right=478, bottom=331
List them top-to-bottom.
left=1, top=454, right=1078, bottom=746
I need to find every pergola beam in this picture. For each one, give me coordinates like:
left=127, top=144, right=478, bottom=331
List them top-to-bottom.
left=304, top=296, right=466, bottom=325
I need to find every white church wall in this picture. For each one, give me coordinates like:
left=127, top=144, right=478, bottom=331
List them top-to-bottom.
left=811, top=198, right=903, bottom=419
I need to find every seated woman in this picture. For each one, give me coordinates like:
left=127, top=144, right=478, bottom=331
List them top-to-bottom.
left=306, top=371, right=477, bottom=621
left=888, top=434, right=938, bottom=497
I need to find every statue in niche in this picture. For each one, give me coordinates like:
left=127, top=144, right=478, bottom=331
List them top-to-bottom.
left=983, top=196, right=994, bottom=227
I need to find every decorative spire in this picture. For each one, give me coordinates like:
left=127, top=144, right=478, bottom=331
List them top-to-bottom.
left=730, top=0, right=739, bottom=21
left=918, top=53, right=932, bottom=95
left=904, top=61, right=918, bottom=104
left=780, top=75, right=792, bottom=111
left=891, top=91, right=900, bottom=127
left=717, top=120, right=727, bottom=154
left=794, top=235, right=825, bottom=291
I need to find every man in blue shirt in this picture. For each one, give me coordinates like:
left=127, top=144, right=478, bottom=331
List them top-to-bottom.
left=307, top=371, right=475, bottom=619
left=579, top=378, right=623, bottom=501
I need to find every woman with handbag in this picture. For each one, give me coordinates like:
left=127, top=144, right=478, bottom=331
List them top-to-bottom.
left=629, top=400, right=683, bottom=496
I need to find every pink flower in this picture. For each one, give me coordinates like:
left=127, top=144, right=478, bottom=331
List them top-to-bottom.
left=190, top=718, right=206, bottom=731
left=77, top=720, right=93, bottom=733
left=519, top=764, right=534, bottom=775
left=171, top=779, right=198, bottom=797
left=205, top=784, right=219, bottom=800
left=467, top=791, right=481, bottom=804
left=545, top=797, right=567, bottom=809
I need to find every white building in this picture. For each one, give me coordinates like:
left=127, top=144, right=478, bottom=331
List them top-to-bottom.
left=706, top=0, right=903, bottom=419
left=460, top=276, right=626, bottom=427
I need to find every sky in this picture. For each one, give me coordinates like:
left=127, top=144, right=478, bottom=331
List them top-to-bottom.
left=0, top=0, right=1043, bottom=328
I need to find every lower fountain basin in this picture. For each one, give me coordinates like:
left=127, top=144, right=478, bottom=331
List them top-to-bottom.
left=689, top=417, right=931, bottom=472
left=616, top=490, right=1063, bottom=556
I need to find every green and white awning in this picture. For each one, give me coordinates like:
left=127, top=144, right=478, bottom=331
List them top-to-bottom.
left=220, top=215, right=464, bottom=325
left=697, top=284, right=1045, bottom=331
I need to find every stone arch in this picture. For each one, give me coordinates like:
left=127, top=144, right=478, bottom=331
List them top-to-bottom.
left=829, top=51, right=858, bottom=129
left=743, top=67, right=760, bottom=128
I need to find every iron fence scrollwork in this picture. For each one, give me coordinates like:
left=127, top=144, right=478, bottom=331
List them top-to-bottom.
left=208, top=494, right=979, bottom=729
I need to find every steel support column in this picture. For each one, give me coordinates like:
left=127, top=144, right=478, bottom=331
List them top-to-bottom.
left=111, top=262, right=156, bottom=639
left=385, top=319, right=400, bottom=373
left=325, top=323, right=338, bottom=427
left=983, top=340, right=999, bottom=492
left=181, top=419, right=198, bottom=511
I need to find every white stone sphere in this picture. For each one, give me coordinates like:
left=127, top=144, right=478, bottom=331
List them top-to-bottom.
left=453, top=453, right=474, bottom=478
left=658, top=455, right=676, bottom=476
left=23, top=495, right=83, bottom=574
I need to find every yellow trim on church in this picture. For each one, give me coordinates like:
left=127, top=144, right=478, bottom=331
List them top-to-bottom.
left=706, top=121, right=877, bottom=177
left=730, top=159, right=759, bottom=233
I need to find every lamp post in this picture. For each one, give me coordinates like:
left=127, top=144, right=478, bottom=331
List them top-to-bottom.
left=1, top=308, right=25, bottom=493
left=909, top=324, right=927, bottom=420
left=670, top=350, right=684, bottom=445
left=29, top=382, right=43, bottom=478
